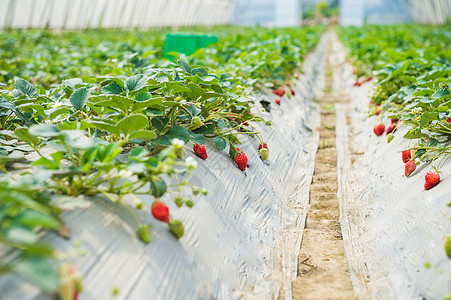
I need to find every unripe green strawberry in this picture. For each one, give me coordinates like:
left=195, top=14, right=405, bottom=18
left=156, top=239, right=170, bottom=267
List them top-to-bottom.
left=190, top=116, right=203, bottom=129
left=387, top=133, right=394, bottom=143
left=175, top=147, right=183, bottom=159
left=259, top=148, right=269, bottom=160
left=192, top=187, right=201, bottom=195
left=202, top=189, right=208, bottom=196
left=174, top=196, right=184, bottom=208
left=185, top=199, right=194, bottom=208
left=168, top=219, right=185, bottom=239
left=136, top=225, right=150, bottom=244
left=444, top=235, right=451, bottom=258
left=59, top=264, right=82, bottom=300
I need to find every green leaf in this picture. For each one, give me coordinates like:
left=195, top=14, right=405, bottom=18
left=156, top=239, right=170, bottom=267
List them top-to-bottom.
left=177, top=59, right=191, bottom=73
left=191, top=67, right=208, bottom=77
left=126, top=74, right=147, bottom=91
left=15, top=78, right=37, bottom=98
left=62, top=78, right=83, bottom=89
left=101, top=83, right=123, bottom=95
left=187, top=83, right=205, bottom=101
left=70, top=87, right=89, bottom=111
left=431, top=89, right=449, bottom=99
left=419, top=112, right=439, bottom=127
left=117, top=114, right=148, bottom=138
left=151, top=116, right=170, bottom=131
left=89, top=121, right=121, bottom=137
left=193, top=123, right=215, bottom=135
left=28, top=124, right=62, bottom=137
left=165, top=126, right=190, bottom=142
left=14, top=128, right=40, bottom=147
left=129, top=130, right=157, bottom=140
left=190, top=132, right=205, bottom=144
left=214, top=136, right=226, bottom=151
left=150, top=177, right=167, bottom=197
left=17, top=210, right=60, bottom=229
left=7, top=227, right=38, bottom=244
left=14, top=258, right=59, bottom=292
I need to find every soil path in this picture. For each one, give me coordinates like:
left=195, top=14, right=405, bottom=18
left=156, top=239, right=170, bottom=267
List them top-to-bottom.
left=291, top=33, right=357, bottom=300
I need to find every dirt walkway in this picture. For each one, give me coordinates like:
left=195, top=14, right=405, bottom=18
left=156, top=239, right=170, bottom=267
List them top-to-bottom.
left=291, top=33, right=357, bottom=300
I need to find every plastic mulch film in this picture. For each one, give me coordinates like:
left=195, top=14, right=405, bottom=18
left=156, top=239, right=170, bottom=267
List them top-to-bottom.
left=0, top=35, right=328, bottom=300
left=333, top=36, right=451, bottom=299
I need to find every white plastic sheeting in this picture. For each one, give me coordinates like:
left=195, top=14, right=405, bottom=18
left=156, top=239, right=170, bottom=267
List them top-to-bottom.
left=0, top=0, right=235, bottom=29
left=232, top=0, right=301, bottom=27
left=407, top=0, right=451, bottom=25
left=0, top=33, right=328, bottom=300
left=332, top=35, right=451, bottom=299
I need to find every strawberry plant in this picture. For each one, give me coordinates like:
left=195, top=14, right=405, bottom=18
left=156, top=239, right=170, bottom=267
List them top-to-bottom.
left=0, top=25, right=324, bottom=295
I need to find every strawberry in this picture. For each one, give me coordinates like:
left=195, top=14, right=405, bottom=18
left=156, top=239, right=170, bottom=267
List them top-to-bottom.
left=352, top=68, right=356, bottom=75
left=366, top=76, right=373, bottom=82
left=354, top=81, right=361, bottom=87
left=272, top=87, right=285, bottom=97
left=290, top=88, right=295, bottom=95
left=275, top=98, right=281, bottom=105
left=369, top=99, right=374, bottom=106
left=376, top=109, right=382, bottom=116
left=447, top=117, right=451, bottom=123
left=391, top=118, right=399, bottom=124
left=373, top=124, right=385, bottom=136
left=386, top=124, right=395, bottom=135
left=387, top=133, right=394, bottom=143
left=193, top=143, right=207, bottom=160
left=258, top=143, right=268, bottom=150
left=176, top=147, right=183, bottom=159
left=234, top=148, right=248, bottom=171
left=259, top=148, right=268, bottom=160
left=402, top=150, right=411, bottom=163
left=405, top=160, right=416, bottom=177
left=424, top=170, right=440, bottom=190
left=151, top=200, right=170, bottom=223
left=168, top=219, right=185, bottom=239
left=444, top=235, right=451, bottom=258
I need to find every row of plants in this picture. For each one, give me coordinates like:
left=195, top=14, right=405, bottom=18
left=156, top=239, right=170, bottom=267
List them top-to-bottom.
left=337, top=25, right=451, bottom=263
left=0, top=26, right=324, bottom=299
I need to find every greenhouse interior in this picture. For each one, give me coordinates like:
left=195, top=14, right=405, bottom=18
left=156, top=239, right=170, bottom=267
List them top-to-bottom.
left=0, top=0, right=450, bottom=299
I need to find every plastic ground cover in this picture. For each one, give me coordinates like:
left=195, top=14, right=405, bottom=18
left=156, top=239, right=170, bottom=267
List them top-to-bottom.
left=0, top=35, right=327, bottom=300
left=333, top=36, right=451, bottom=299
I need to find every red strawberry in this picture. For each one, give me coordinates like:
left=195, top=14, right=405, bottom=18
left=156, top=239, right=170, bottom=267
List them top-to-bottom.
left=366, top=76, right=373, bottom=82
left=354, top=81, right=361, bottom=87
left=272, top=87, right=285, bottom=97
left=290, top=88, right=295, bottom=95
left=275, top=98, right=281, bottom=105
left=376, top=109, right=382, bottom=116
left=447, top=117, right=451, bottom=123
left=391, top=118, right=399, bottom=124
left=373, top=124, right=385, bottom=136
left=386, top=124, right=395, bottom=135
left=193, top=143, right=207, bottom=160
left=258, top=143, right=268, bottom=150
left=234, top=149, right=248, bottom=171
left=402, top=150, right=411, bottom=163
left=405, top=160, right=416, bottom=177
left=424, top=170, right=440, bottom=190
left=151, top=200, right=170, bottom=223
